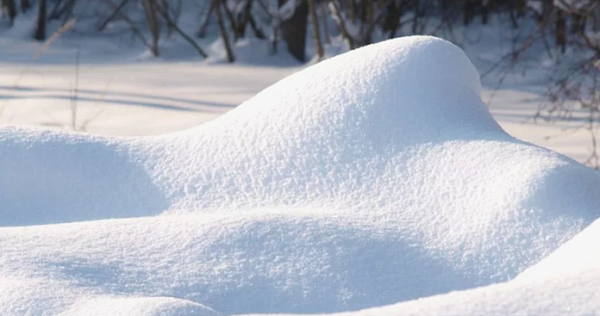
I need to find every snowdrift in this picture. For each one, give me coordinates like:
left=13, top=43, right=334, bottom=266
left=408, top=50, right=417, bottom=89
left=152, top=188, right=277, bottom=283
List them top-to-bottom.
left=1, top=36, right=599, bottom=315
left=336, top=218, right=600, bottom=316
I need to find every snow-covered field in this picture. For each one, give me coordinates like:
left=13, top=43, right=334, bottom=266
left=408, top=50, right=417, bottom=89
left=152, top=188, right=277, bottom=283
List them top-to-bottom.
left=0, top=24, right=596, bottom=163
left=1, top=33, right=599, bottom=316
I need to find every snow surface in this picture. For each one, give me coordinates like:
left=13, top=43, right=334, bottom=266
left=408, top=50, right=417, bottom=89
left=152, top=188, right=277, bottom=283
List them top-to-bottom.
left=0, top=18, right=595, bottom=163
left=1, top=36, right=599, bottom=315
left=517, top=217, right=600, bottom=281
left=325, top=218, right=600, bottom=316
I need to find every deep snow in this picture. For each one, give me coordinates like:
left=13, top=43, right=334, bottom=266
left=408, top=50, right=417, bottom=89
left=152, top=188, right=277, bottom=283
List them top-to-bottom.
left=0, top=36, right=599, bottom=315
left=328, top=218, right=600, bottom=316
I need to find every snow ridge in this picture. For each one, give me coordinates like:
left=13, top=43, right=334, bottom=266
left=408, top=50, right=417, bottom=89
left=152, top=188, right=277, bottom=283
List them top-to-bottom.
left=0, top=36, right=599, bottom=316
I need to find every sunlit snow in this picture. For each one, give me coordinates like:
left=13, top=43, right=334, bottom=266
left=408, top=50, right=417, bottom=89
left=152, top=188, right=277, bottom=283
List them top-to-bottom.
left=0, top=36, right=599, bottom=316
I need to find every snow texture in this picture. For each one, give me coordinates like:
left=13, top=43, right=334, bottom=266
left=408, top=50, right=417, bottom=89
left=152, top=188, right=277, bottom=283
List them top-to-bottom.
left=1, top=36, right=599, bottom=315
left=517, top=217, right=600, bottom=281
left=336, top=219, right=600, bottom=316
left=61, top=297, right=222, bottom=316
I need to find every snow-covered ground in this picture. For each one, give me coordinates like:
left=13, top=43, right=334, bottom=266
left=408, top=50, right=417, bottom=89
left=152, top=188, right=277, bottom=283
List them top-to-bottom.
left=0, top=21, right=596, bottom=163
left=1, top=27, right=599, bottom=316
left=2, top=58, right=595, bottom=164
left=0, top=61, right=295, bottom=135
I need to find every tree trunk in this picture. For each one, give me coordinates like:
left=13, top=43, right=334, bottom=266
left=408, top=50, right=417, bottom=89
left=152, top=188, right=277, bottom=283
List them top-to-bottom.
left=2, top=0, right=17, bottom=26
left=20, top=0, right=29, bottom=12
left=34, top=0, right=47, bottom=41
left=48, top=0, right=65, bottom=20
left=61, top=0, right=77, bottom=26
left=98, top=0, right=130, bottom=31
left=142, top=0, right=160, bottom=56
left=154, top=0, right=208, bottom=58
left=159, top=0, right=174, bottom=36
left=215, top=0, right=235, bottom=62
left=222, top=0, right=240, bottom=40
left=238, top=0, right=253, bottom=38
left=278, top=0, right=308, bottom=62
left=308, top=0, right=324, bottom=60
left=348, top=0, right=355, bottom=22
left=363, top=0, right=375, bottom=45
left=384, top=0, right=402, bottom=39
left=412, top=0, right=420, bottom=34
left=463, top=0, right=475, bottom=26
left=481, top=0, right=489, bottom=25
left=515, top=0, right=525, bottom=16
left=540, top=0, right=553, bottom=23
left=197, top=2, right=214, bottom=37
left=321, top=2, right=330, bottom=44
left=593, top=4, right=600, bottom=32
left=556, top=9, right=566, bottom=54
left=509, top=10, right=518, bottom=28
left=248, top=12, right=266, bottom=39
left=572, top=14, right=585, bottom=35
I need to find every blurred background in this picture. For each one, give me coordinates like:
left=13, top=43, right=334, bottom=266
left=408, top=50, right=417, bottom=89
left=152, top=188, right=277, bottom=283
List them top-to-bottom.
left=0, top=0, right=599, bottom=168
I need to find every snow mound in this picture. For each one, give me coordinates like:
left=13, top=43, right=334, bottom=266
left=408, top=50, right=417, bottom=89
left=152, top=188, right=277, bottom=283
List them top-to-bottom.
left=1, top=36, right=599, bottom=315
left=0, top=128, right=168, bottom=226
left=344, top=219, right=600, bottom=316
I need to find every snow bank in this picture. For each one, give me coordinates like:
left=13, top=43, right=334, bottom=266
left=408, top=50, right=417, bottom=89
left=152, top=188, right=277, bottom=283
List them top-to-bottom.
left=1, top=36, right=599, bottom=315
left=0, top=128, right=168, bottom=226
left=336, top=219, right=600, bottom=316
left=319, top=269, right=600, bottom=316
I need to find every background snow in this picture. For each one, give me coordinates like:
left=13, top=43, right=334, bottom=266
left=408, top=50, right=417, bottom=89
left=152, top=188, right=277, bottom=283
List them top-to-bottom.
left=1, top=36, right=599, bottom=315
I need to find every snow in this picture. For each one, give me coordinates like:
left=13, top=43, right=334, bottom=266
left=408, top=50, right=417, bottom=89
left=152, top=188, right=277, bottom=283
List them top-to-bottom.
left=0, top=16, right=595, bottom=163
left=1, top=36, right=599, bottom=315
left=517, top=218, right=600, bottom=281
left=329, top=219, right=600, bottom=316
left=333, top=268, right=600, bottom=315
left=62, top=297, right=221, bottom=316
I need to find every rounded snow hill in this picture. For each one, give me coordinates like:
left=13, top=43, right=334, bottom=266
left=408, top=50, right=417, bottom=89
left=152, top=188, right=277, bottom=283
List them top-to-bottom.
left=0, top=36, right=599, bottom=315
